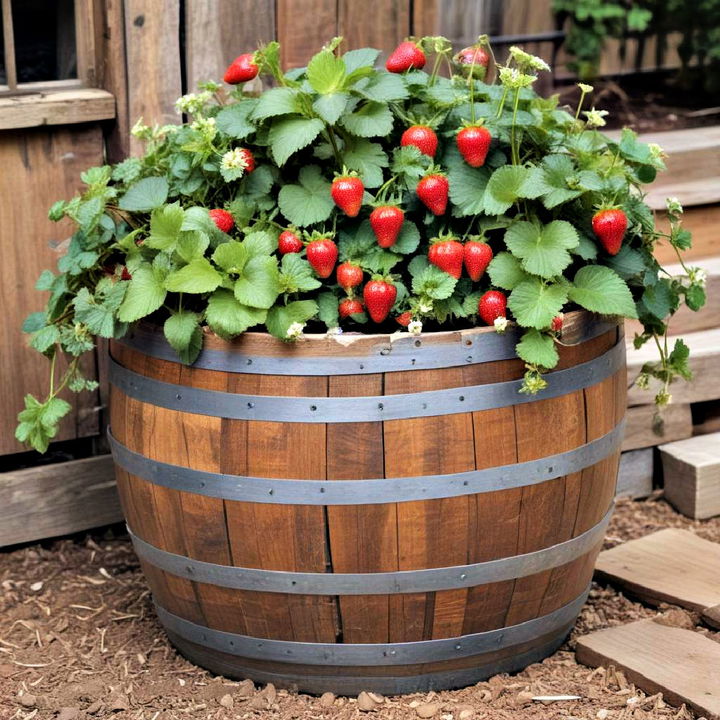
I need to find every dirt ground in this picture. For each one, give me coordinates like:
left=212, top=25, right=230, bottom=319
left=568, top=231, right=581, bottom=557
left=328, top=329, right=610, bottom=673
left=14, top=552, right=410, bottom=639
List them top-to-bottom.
left=1, top=494, right=719, bottom=720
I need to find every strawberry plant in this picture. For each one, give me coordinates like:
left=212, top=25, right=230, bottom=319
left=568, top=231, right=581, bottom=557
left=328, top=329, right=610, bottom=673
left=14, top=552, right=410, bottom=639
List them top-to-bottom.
left=18, top=37, right=704, bottom=452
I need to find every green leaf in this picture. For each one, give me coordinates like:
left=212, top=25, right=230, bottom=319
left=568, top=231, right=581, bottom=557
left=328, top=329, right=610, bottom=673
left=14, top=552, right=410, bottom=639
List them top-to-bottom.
left=343, top=48, right=380, bottom=74
left=307, top=49, right=346, bottom=93
left=355, top=73, right=408, bottom=101
left=250, top=88, right=301, bottom=121
left=313, top=92, right=349, bottom=125
left=215, top=100, right=256, bottom=139
left=341, top=101, right=393, bottom=138
left=269, top=117, right=324, bottom=166
left=342, top=139, right=388, bottom=188
left=391, top=145, right=431, bottom=184
left=538, top=155, right=583, bottom=209
left=448, top=163, right=491, bottom=216
left=278, top=165, right=334, bottom=227
left=482, top=166, right=540, bottom=215
left=119, top=177, right=169, bottom=211
left=145, top=202, right=185, bottom=250
left=504, top=220, right=579, bottom=279
left=393, top=222, right=421, bottom=254
left=176, top=230, right=210, bottom=262
left=243, top=230, right=276, bottom=256
left=573, top=233, right=598, bottom=261
left=212, top=241, right=248, bottom=273
left=606, top=245, right=647, bottom=279
left=488, top=251, right=530, bottom=290
left=279, top=253, right=322, bottom=292
left=234, top=255, right=280, bottom=309
left=164, top=258, right=223, bottom=294
left=117, top=264, right=167, bottom=322
left=411, top=266, right=458, bottom=300
left=569, top=266, right=638, bottom=318
left=36, top=270, right=55, bottom=291
left=508, top=278, right=568, bottom=328
left=641, top=279, right=674, bottom=319
left=73, top=284, right=126, bottom=338
left=206, top=289, right=266, bottom=339
left=317, top=291, right=340, bottom=328
left=266, top=300, right=319, bottom=339
left=164, top=311, right=203, bottom=364
left=23, top=312, right=47, bottom=333
left=31, top=324, right=60, bottom=353
left=516, top=329, right=559, bottom=368
left=16, top=395, right=72, bottom=452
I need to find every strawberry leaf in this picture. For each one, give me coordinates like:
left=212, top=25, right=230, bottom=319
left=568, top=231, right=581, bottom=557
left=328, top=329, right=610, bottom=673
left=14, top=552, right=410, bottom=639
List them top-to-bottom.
left=307, top=50, right=347, bottom=94
left=250, top=88, right=301, bottom=121
left=313, top=92, right=350, bottom=125
left=215, top=100, right=257, bottom=138
left=341, top=101, right=394, bottom=138
left=269, top=117, right=325, bottom=165
left=341, top=139, right=388, bottom=188
left=448, top=162, right=491, bottom=216
left=278, top=165, right=334, bottom=227
left=119, top=177, right=169, bottom=211
left=146, top=203, right=185, bottom=250
left=504, top=220, right=579, bottom=279
left=488, top=251, right=531, bottom=290
left=279, top=253, right=322, bottom=293
left=234, top=255, right=280, bottom=309
left=164, top=258, right=223, bottom=294
left=117, top=264, right=167, bottom=322
left=411, top=266, right=457, bottom=300
left=569, top=266, right=638, bottom=318
left=508, top=278, right=568, bottom=328
left=206, top=289, right=267, bottom=339
left=266, top=300, right=318, bottom=339
left=164, top=310, right=203, bottom=364
left=516, top=328, right=559, bottom=369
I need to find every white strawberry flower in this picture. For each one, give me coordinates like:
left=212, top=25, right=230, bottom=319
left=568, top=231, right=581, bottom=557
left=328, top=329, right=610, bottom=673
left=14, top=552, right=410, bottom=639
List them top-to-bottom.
left=577, top=82, right=594, bottom=94
left=582, top=108, right=609, bottom=128
left=221, top=148, right=251, bottom=172
left=666, top=197, right=683, bottom=215
left=688, top=267, right=707, bottom=287
left=418, top=302, right=433, bottom=313
left=494, top=316, right=508, bottom=333
left=408, top=320, right=423, bottom=336
left=286, top=322, right=305, bottom=339
left=326, top=326, right=343, bottom=337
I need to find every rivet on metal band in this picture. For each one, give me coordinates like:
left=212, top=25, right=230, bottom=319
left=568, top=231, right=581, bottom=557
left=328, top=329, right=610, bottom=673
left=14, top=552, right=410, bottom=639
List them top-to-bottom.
left=118, top=320, right=616, bottom=376
left=109, top=338, right=625, bottom=423
left=108, top=420, right=624, bottom=505
left=128, top=506, right=611, bottom=595
left=154, top=584, right=590, bottom=667
left=167, top=628, right=570, bottom=695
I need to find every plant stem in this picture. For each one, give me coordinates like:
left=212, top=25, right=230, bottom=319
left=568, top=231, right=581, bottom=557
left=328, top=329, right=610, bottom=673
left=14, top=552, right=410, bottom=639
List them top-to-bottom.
left=495, top=86, right=509, bottom=119
left=510, top=87, right=522, bottom=164
left=325, top=127, right=343, bottom=167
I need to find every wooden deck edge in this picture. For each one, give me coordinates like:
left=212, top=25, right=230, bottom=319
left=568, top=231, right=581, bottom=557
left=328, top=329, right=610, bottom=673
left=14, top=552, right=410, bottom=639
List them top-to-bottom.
left=0, top=455, right=122, bottom=548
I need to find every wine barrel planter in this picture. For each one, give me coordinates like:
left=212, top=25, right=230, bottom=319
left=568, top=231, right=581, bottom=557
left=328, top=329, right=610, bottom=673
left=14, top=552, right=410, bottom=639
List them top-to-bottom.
left=108, top=311, right=626, bottom=695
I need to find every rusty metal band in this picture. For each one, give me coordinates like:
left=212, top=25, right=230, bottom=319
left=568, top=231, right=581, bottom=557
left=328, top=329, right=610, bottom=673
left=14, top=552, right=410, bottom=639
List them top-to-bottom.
left=118, top=320, right=615, bottom=376
left=109, top=338, right=625, bottom=423
left=108, top=420, right=624, bottom=505
left=128, top=506, right=611, bottom=595
left=154, top=583, right=589, bottom=667
left=166, top=628, right=569, bottom=694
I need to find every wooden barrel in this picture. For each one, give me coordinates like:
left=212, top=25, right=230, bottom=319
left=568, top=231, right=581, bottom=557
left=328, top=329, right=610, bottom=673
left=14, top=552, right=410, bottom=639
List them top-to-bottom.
left=109, top=311, right=626, bottom=695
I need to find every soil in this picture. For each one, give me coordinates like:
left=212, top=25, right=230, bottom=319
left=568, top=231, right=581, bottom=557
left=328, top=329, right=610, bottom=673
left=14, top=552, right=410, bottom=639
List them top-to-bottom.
left=557, top=73, right=720, bottom=133
left=2, top=495, right=719, bottom=720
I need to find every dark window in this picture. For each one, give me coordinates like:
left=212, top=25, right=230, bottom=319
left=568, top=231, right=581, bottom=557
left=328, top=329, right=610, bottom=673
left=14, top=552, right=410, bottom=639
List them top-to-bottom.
left=11, top=0, right=76, bottom=84
left=0, top=14, right=5, bottom=85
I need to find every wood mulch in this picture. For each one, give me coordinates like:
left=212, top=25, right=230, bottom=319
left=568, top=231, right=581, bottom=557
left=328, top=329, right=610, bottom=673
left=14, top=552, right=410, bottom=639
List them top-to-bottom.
left=1, top=494, right=719, bottom=720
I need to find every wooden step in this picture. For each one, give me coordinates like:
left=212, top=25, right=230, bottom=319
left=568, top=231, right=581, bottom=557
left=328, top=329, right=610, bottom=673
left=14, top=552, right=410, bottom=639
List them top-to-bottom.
left=654, top=204, right=720, bottom=264
left=622, top=403, right=692, bottom=451
left=659, top=432, right=720, bottom=519
left=616, top=448, right=654, bottom=499
left=595, top=528, right=720, bottom=611
left=576, top=620, right=720, bottom=719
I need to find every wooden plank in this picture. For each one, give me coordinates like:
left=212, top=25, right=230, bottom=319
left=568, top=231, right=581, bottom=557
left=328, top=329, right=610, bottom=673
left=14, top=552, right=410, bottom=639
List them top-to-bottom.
left=1, top=0, right=17, bottom=90
left=124, top=0, right=182, bottom=155
left=185, top=0, right=275, bottom=92
left=277, top=0, right=337, bottom=69
left=338, top=0, right=409, bottom=55
left=412, top=0, right=438, bottom=36
left=0, top=89, right=115, bottom=130
left=0, top=126, right=103, bottom=456
left=654, top=205, right=720, bottom=264
left=626, top=256, right=720, bottom=337
left=627, top=328, right=720, bottom=406
left=693, top=399, right=720, bottom=437
left=622, top=403, right=692, bottom=451
left=660, top=432, right=720, bottom=519
left=616, top=448, right=654, bottom=499
left=0, top=456, right=120, bottom=547
left=595, top=528, right=720, bottom=611
left=702, top=604, right=720, bottom=630
left=576, top=620, right=720, bottom=720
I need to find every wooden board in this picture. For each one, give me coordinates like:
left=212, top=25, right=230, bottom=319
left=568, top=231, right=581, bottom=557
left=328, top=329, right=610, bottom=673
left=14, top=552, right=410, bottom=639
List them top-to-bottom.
left=124, top=0, right=182, bottom=155
left=185, top=0, right=275, bottom=92
left=277, top=0, right=337, bottom=69
left=338, top=0, right=409, bottom=56
left=0, top=89, right=115, bottom=130
left=0, top=126, right=103, bottom=456
left=654, top=205, right=720, bottom=264
left=626, top=255, right=720, bottom=338
left=626, top=328, right=720, bottom=406
left=622, top=403, right=692, bottom=451
left=660, top=432, right=720, bottom=519
left=616, top=448, right=654, bottom=499
left=0, top=456, right=121, bottom=547
left=595, top=528, right=720, bottom=611
left=702, top=604, right=720, bottom=630
left=576, top=620, right=720, bottom=719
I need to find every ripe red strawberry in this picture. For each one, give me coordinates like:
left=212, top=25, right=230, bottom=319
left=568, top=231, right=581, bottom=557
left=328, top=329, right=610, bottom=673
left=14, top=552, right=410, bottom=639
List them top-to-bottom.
left=386, top=41, right=426, bottom=73
left=453, top=45, right=490, bottom=79
left=223, top=53, right=259, bottom=84
left=401, top=125, right=438, bottom=158
left=456, top=126, right=492, bottom=167
left=417, top=173, right=449, bottom=215
left=331, top=175, right=364, bottom=217
left=369, top=205, right=404, bottom=248
left=209, top=208, right=234, bottom=233
left=592, top=208, right=627, bottom=256
left=278, top=230, right=303, bottom=254
left=306, top=238, right=338, bottom=278
left=429, top=239, right=464, bottom=279
left=463, top=240, right=493, bottom=281
left=336, top=262, right=363, bottom=290
left=121, top=266, right=132, bottom=281
left=363, top=280, right=397, bottom=323
left=478, top=290, right=507, bottom=325
left=339, top=298, right=364, bottom=318
left=396, top=311, right=412, bottom=327
left=551, top=315, right=564, bottom=332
